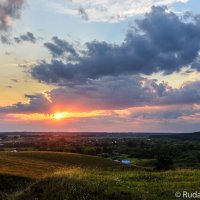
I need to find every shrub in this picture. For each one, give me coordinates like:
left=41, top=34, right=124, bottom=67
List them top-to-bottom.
left=155, top=156, right=174, bottom=170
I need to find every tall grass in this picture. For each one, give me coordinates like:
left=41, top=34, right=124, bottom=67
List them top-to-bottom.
left=1, top=152, right=200, bottom=200
left=14, top=168, right=200, bottom=200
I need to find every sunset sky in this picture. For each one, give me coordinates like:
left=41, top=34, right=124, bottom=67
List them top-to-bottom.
left=0, top=0, right=200, bottom=132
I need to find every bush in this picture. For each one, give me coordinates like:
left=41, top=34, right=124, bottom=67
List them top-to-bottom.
left=155, top=156, right=174, bottom=170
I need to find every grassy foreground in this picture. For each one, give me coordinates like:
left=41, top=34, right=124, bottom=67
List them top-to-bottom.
left=0, top=152, right=200, bottom=200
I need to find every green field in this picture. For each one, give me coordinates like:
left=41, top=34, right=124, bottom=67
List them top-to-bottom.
left=0, top=151, right=122, bottom=178
left=1, top=151, right=200, bottom=200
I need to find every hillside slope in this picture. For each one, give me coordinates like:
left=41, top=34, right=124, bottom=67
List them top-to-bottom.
left=0, top=151, right=121, bottom=178
left=1, top=151, right=200, bottom=200
left=13, top=168, right=200, bottom=200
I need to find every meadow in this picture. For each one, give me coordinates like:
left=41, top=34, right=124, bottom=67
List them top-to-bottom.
left=0, top=151, right=123, bottom=177
left=1, top=151, right=200, bottom=200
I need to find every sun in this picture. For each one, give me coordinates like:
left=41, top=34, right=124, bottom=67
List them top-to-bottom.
left=54, top=113, right=63, bottom=120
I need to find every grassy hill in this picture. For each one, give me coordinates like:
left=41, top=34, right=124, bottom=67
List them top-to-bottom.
left=0, top=151, right=122, bottom=178
left=1, top=151, right=200, bottom=200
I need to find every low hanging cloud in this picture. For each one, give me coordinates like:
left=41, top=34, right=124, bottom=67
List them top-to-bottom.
left=49, top=0, right=189, bottom=22
left=31, top=7, right=200, bottom=86
left=14, top=32, right=37, bottom=43
left=1, top=76, right=200, bottom=114
left=46, top=78, right=200, bottom=112
left=0, top=94, right=51, bottom=114
left=130, top=105, right=200, bottom=120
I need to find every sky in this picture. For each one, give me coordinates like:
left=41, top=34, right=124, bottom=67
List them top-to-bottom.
left=0, top=0, right=200, bottom=132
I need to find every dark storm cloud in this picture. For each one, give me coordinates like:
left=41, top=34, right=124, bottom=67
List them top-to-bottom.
left=0, top=0, right=25, bottom=32
left=1, top=6, right=200, bottom=117
left=31, top=6, right=200, bottom=85
left=14, top=32, right=37, bottom=43
left=44, top=36, right=78, bottom=59
left=191, top=56, right=200, bottom=71
left=0, top=76, right=153, bottom=113
left=1, top=76, right=200, bottom=114
left=47, top=76, right=155, bottom=111
left=47, top=78, right=200, bottom=112
left=160, top=81, right=200, bottom=105
left=0, top=94, right=51, bottom=114
left=130, top=106, right=199, bottom=120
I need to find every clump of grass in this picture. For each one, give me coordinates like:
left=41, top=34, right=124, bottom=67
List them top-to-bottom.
left=2, top=152, right=200, bottom=200
left=15, top=168, right=200, bottom=200
left=15, top=168, right=105, bottom=200
left=0, top=173, right=33, bottom=194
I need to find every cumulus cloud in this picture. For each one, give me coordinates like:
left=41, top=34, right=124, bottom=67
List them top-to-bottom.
left=0, top=0, right=25, bottom=32
left=0, top=0, right=26, bottom=44
left=48, top=0, right=189, bottom=22
left=1, top=5, right=199, bottom=127
left=10, top=6, right=197, bottom=121
left=31, top=7, right=200, bottom=85
left=14, top=32, right=37, bottom=43
left=44, top=36, right=78, bottom=60
left=1, top=76, right=200, bottom=114
left=47, top=76, right=155, bottom=112
left=45, top=78, right=200, bottom=111
left=160, top=81, right=200, bottom=105
left=0, top=94, right=51, bottom=114
left=130, top=105, right=200, bottom=120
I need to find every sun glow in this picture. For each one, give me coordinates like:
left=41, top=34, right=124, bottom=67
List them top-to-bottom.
left=9, top=110, right=109, bottom=121
left=54, top=113, right=64, bottom=120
